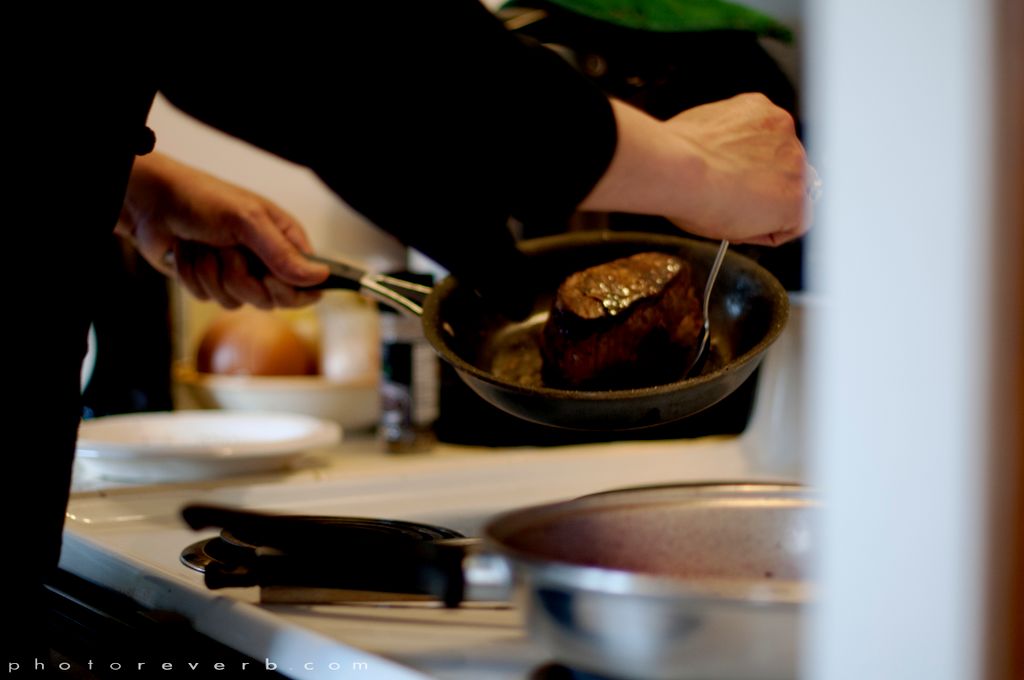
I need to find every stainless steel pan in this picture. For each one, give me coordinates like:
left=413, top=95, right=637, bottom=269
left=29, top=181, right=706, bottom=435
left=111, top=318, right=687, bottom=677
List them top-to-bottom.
left=311, top=230, right=789, bottom=430
left=470, top=482, right=813, bottom=680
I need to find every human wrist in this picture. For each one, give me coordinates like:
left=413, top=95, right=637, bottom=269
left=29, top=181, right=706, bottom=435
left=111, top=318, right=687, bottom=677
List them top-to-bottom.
left=578, top=99, right=705, bottom=219
left=117, top=152, right=176, bottom=235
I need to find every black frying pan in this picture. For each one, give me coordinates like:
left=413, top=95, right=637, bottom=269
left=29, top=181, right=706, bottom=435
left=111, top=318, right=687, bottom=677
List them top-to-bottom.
left=312, top=231, right=788, bottom=430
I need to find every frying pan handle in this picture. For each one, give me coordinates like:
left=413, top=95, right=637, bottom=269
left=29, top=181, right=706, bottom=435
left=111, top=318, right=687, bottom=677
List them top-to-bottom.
left=305, top=254, right=432, bottom=317
left=305, top=254, right=366, bottom=292
left=182, top=503, right=272, bottom=532
left=181, top=504, right=513, bottom=605
left=181, top=504, right=379, bottom=550
left=418, top=539, right=513, bottom=607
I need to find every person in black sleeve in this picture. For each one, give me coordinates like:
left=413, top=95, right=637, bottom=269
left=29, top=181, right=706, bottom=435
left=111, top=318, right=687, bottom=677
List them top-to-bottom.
left=11, top=1, right=810, bottom=665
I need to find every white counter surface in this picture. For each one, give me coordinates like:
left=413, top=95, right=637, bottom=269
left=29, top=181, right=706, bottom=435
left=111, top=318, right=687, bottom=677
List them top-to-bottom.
left=63, top=435, right=775, bottom=680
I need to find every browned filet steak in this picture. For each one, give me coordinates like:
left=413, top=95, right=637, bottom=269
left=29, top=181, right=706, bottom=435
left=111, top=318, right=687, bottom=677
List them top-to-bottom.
left=541, top=252, right=702, bottom=389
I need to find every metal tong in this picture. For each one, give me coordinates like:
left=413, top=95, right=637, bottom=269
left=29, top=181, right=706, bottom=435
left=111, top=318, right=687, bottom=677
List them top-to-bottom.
left=306, top=255, right=433, bottom=317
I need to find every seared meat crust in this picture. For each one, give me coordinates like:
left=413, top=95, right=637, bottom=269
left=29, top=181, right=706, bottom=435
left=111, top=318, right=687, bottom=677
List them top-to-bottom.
left=542, top=252, right=702, bottom=388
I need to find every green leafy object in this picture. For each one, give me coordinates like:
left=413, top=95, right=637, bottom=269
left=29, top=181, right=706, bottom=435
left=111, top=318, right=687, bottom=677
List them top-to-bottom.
left=504, top=0, right=794, bottom=42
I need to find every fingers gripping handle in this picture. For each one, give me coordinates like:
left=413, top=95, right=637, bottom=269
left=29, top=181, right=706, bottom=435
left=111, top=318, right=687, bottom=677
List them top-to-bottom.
left=304, top=254, right=366, bottom=292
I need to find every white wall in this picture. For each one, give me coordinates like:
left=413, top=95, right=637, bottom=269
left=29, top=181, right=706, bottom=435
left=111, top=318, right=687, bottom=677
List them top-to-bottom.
left=805, top=0, right=994, bottom=678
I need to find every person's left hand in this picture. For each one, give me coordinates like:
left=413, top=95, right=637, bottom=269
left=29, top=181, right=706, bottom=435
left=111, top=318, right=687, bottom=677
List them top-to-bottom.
left=116, top=152, right=329, bottom=309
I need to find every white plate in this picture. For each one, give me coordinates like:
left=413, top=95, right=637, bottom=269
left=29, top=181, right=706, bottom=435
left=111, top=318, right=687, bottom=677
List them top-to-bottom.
left=76, top=411, right=341, bottom=483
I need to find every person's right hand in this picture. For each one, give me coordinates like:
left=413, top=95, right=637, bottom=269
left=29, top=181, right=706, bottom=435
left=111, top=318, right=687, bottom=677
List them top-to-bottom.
left=663, top=93, right=809, bottom=246
left=580, top=95, right=812, bottom=246
left=116, top=152, right=329, bottom=309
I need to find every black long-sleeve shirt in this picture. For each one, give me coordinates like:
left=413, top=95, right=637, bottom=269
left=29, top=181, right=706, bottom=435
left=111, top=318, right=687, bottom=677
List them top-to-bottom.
left=12, top=1, right=617, bottom=651
left=162, top=3, right=617, bottom=284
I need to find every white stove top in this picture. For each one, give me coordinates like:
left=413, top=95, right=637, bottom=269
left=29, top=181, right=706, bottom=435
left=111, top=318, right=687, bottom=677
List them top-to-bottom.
left=63, top=435, right=776, bottom=680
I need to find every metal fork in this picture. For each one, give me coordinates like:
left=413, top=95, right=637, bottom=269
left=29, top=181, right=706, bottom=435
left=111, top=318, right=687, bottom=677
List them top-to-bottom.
left=684, top=239, right=729, bottom=378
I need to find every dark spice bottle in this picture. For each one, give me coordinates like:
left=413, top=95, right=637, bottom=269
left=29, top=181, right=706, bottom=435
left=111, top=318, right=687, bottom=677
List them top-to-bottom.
left=378, top=273, right=438, bottom=452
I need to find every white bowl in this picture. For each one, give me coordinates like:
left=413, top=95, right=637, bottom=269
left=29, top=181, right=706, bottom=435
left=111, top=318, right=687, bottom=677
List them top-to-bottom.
left=174, top=363, right=379, bottom=431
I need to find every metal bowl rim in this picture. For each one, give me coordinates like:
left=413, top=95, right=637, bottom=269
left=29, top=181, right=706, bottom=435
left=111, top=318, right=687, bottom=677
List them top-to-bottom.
left=484, top=482, right=815, bottom=606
